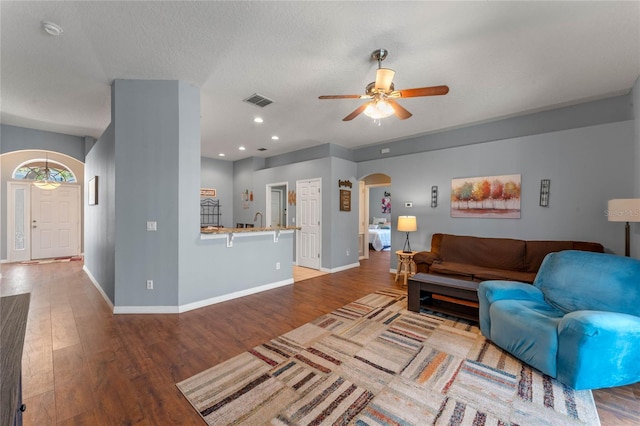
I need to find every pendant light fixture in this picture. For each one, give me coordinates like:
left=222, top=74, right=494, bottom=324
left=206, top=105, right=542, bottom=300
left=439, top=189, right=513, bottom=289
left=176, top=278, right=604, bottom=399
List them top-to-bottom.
left=33, top=157, right=61, bottom=190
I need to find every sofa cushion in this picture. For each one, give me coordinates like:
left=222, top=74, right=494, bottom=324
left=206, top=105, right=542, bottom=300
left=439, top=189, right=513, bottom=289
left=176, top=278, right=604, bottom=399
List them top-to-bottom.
left=439, top=234, right=526, bottom=271
left=524, top=240, right=604, bottom=272
left=524, top=241, right=574, bottom=272
left=571, top=241, right=604, bottom=253
left=534, top=251, right=640, bottom=316
left=429, top=261, right=536, bottom=283
left=490, top=299, right=564, bottom=378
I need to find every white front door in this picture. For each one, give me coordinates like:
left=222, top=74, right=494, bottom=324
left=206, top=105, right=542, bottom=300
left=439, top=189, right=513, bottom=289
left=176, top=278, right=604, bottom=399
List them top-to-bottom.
left=297, top=178, right=321, bottom=270
left=31, top=185, right=81, bottom=259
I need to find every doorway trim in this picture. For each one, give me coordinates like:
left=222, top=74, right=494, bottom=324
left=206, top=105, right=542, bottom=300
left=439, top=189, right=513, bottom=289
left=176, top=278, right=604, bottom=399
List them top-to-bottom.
left=359, top=173, right=392, bottom=260
left=265, top=181, right=288, bottom=228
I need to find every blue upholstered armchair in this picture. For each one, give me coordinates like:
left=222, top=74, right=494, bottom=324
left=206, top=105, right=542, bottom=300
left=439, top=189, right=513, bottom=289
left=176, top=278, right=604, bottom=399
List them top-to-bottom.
left=478, top=250, right=640, bottom=390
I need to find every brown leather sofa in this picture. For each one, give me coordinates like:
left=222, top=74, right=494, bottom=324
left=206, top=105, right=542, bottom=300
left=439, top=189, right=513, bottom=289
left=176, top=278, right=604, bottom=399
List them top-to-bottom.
left=413, top=233, right=604, bottom=283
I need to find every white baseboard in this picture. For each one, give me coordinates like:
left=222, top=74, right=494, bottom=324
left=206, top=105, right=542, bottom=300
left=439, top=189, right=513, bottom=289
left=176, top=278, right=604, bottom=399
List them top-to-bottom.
left=321, top=262, right=360, bottom=273
left=82, top=265, right=115, bottom=311
left=110, top=278, right=294, bottom=314
left=177, top=279, right=294, bottom=313
left=114, top=305, right=179, bottom=314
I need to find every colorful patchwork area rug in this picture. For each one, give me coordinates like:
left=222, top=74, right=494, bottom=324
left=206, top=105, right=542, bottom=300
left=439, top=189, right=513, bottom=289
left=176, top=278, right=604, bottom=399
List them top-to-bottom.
left=177, top=289, right=600, bottom=425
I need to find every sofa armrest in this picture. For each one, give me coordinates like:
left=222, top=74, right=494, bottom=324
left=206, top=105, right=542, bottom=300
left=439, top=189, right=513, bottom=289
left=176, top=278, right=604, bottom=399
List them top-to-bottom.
left=413, top=251, right=440, bottom=266
left=478, top=280, right=544, bottom=339
left=557, top=311, right=640, bottom=390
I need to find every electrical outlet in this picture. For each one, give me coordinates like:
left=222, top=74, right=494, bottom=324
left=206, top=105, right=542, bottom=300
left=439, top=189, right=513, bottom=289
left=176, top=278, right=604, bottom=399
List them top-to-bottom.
left=147, top=221, right=157, bottom=231
left=346, top=249, right=350, bottom=256
left=276, top=262, right=280, bottom=270
left=146, top=280, right=153, bottom=290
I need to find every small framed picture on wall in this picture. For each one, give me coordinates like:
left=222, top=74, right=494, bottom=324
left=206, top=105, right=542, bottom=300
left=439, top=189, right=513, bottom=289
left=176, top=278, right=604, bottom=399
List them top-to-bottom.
left=88, top=176, right=98, bottom=205
left=340, top=189, right=351, bottom=212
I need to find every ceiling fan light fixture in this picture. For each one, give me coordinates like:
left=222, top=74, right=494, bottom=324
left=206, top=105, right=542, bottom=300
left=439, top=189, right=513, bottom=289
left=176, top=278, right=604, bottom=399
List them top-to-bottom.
left=374, top=68, right=395, bottom=91
left=363, top=99, right=395, bottom=119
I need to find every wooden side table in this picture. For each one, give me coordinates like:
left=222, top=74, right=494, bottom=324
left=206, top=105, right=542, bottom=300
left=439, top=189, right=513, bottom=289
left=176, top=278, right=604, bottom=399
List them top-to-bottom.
left=395, top=250, right=417, bottom=285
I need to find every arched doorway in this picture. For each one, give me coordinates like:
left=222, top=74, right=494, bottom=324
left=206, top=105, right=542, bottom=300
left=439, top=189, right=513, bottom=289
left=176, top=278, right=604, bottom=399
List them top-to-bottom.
left=3, top=150, right=83, bottom=262
left=358, top=173, right=391, bottom=260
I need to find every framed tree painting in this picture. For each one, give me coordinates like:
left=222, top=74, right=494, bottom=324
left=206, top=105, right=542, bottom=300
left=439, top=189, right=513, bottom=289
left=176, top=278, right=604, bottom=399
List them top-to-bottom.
left=451, top=174, right=521, bottom=218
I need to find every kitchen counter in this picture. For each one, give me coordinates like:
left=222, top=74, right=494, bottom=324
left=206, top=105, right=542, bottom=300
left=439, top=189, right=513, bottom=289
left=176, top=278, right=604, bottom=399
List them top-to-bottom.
left=201, top=226, right=300, bottom=234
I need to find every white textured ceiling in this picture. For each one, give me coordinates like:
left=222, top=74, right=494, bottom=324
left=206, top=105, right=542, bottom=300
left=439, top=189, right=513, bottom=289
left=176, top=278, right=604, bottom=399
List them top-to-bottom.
left=1, top=1, right=639, bottom=161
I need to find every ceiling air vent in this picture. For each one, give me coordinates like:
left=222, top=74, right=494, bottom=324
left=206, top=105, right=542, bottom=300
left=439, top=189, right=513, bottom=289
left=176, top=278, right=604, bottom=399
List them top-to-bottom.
left=243, top=93, right=274, bottom=108
left=257, top=148, right=268, bottom=151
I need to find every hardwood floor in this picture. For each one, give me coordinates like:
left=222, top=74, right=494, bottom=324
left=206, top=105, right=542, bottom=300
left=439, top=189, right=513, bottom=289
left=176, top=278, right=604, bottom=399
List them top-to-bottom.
left=1, top=251, right=638, bottom=425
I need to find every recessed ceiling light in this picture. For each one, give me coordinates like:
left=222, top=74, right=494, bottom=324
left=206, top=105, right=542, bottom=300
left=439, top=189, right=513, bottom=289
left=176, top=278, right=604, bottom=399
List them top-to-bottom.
left=42, top=21, right=63, bottom=36
left=254, top=117, right=263, bottom=123
left=271, top=136, right=279, bottom=140
left=239, top=146, right=246, bottom=151
left=218, top=153, right=225, bottom=157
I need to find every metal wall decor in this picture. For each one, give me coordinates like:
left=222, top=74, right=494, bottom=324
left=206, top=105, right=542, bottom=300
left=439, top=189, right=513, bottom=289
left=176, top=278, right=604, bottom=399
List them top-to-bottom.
left=539, top=179, right=550, bottom=207
left=431, top=186, right=438, bottom=208
left=200, top=198, right=221, bottom=227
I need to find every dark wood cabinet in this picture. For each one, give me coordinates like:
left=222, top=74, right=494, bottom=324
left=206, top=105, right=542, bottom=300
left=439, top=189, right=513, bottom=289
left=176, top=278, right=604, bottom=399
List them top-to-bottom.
left=1, top=294, right=30, bottom=426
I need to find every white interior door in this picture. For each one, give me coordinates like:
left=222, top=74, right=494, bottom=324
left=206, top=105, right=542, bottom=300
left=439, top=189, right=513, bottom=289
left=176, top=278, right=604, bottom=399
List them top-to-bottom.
left=297, top=178, right=321, bottom=270
left=7, top=181, right=32, bottom=262
left=31, top=185, right=80, bottom=259
left=270, top=189, right=283, bottom=227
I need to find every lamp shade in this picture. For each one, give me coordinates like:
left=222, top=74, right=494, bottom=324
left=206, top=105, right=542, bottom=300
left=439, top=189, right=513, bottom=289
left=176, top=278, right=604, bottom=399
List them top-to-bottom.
left=607, top=199, right=640, bottom=222
left=397, top=216, right=417, bottom=232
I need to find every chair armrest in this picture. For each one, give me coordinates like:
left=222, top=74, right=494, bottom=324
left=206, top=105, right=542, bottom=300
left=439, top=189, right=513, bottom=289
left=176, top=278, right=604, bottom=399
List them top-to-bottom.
left=478, top=280, right=544, bottom=338
left=479, top=280, right=543, bottom=304
left=558, top=311, right=640, bottom=390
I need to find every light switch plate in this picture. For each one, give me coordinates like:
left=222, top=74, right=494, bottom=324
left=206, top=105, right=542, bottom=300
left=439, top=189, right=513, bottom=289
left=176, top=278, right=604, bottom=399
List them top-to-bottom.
left=147, top=221, right=157, bottom=231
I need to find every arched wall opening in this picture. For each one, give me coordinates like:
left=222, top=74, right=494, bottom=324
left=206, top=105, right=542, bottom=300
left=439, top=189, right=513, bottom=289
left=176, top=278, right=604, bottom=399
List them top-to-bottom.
left=1, top=149, right=85, bottom=262
left=358, top=173, right=391, bottom=261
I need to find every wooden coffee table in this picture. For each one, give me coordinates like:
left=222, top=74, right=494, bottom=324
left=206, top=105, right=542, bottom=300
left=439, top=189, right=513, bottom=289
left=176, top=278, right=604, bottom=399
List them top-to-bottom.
left=408, top=273, right=479, bottom=321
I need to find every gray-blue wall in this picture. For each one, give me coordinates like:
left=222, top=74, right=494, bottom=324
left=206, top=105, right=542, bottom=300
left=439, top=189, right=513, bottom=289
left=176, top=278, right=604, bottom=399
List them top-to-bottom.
left=112, top=79, right=192, bottom=307
left=358, top=120, right=635, bottom=270
left=84, top=123, right=115, bottom=301
left=1, top=124, right=85, bottom=160
left=1, top=125, right=86, bottom=261
left=329, top=157, right=359, bottom=268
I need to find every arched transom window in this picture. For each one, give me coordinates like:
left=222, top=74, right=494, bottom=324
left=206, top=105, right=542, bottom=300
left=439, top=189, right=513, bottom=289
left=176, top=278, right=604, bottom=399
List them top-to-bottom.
left=13, top=159, right=77, bottom=183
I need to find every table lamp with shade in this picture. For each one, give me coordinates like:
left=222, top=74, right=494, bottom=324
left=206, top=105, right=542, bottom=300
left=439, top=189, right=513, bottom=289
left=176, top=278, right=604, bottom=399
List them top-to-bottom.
left=607, top=198, right=640, bottom=257
left=397, top=215, right=417, bottom=253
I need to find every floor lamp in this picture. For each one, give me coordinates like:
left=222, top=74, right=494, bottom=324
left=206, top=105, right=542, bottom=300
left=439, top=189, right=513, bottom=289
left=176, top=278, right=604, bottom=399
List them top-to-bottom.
left=607, top=199, right=640, bottom=257
left=397, top=216, right=417, bottom=253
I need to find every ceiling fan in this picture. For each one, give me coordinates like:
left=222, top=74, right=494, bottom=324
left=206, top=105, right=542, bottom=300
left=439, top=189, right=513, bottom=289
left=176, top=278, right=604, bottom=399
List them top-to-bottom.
left=319, top=49, right=449, bottom=121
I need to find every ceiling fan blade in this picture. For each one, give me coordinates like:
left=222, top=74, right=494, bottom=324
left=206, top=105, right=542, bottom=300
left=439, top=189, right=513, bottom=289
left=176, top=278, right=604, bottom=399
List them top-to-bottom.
left=374, top=68, right=395, bottom=91
left=394, top=85, right=449, bottom=98
left=318, top=94, right=362, bottom=99
left=388, top=99, right=412, bottom=120
left=343, top=103, right=368, bottom=121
